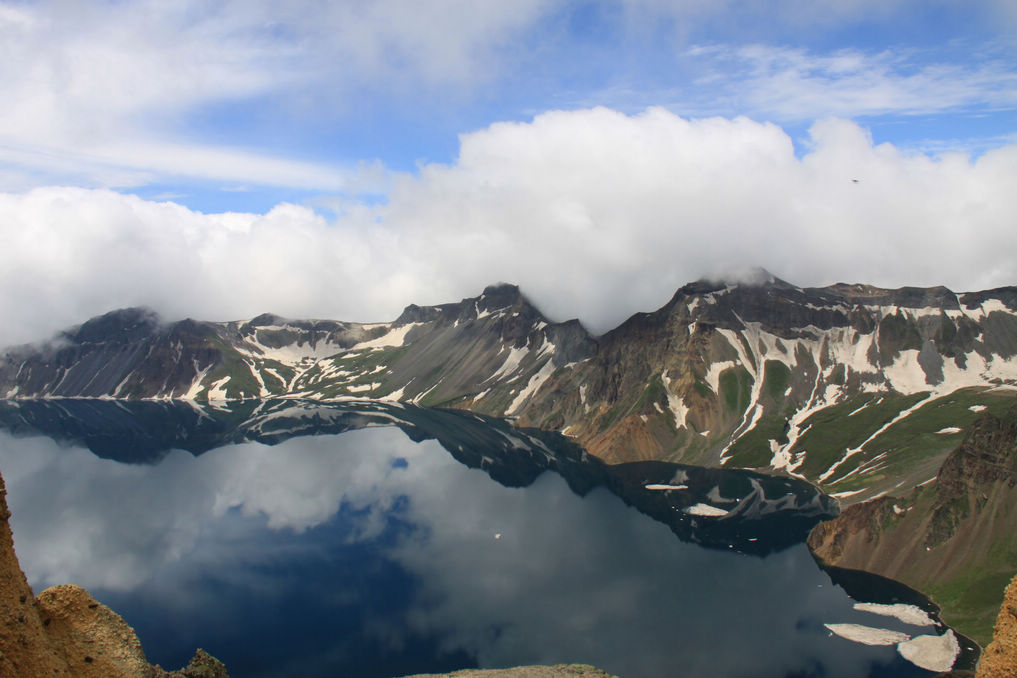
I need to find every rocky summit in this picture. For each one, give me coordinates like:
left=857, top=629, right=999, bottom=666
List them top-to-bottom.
left=2, top=273, right=1016, bottom=506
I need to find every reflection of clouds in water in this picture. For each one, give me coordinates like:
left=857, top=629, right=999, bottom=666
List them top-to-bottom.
left=0, top=428, right=912, bottom=678
left=0, top=428, right=422, bottom=591
left=382, top=469, right=895, bottom=678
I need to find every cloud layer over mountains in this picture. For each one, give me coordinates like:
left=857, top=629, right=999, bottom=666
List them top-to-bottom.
left=1, top=108, right=1015, bottom=347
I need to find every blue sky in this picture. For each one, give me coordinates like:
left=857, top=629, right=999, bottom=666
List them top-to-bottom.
left=1, top=0, right=1016, bottom=344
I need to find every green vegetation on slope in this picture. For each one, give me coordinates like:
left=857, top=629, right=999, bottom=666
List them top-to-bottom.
left=723, top=361, right=793, bottom=468
left=719, top=366, right=752, bottom=414
left=793, top=392, right=929, bottom=481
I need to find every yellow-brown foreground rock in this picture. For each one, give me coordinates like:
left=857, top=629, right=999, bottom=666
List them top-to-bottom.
left=0, top=470, right=228, bottom=678
left=0, top=471, right=66, bottom=677
left=977, top=574, right=1017, bottom=678
left=34, top=584, right=153, bottom=677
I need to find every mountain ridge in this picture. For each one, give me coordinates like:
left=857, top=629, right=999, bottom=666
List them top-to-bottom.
left=2, top=273, right=1016, bottom=506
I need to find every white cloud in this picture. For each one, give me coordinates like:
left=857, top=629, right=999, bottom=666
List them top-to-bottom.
left=0, top=0, right=555, bottom=190
left=1, top=1, right=1014, bottom=194
left=681, top=43, right=1017, bottom=121
left=0, top=108, right=1015, bottom=348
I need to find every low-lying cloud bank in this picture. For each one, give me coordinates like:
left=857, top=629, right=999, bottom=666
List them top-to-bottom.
left=1, top=108, right=1015, bottom=347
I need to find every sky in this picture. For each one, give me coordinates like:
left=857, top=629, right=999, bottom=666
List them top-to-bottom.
left=1, top=0, right=1016, bottom=345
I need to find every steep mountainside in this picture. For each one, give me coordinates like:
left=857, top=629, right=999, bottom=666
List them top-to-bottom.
left=2, top=272, right=1016, bottom=502
left=517, top=275, right=1017, bottom=502
left=809, top=403, right=1017, bottom=646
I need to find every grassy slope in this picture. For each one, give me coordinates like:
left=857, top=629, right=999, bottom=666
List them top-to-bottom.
left=721, top=388, right=1015, bottom=501
left=811, top=480, right=1017, bottom=645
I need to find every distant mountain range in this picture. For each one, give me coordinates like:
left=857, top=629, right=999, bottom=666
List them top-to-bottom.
left=3, top=270, right=1015, bottom=506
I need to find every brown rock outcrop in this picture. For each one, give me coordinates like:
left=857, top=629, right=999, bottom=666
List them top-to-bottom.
left=0, top=470, right=228, bottom=678
left=0, top=471, right=66, bottom=676
left=977, top=573, right=1017, bottom=678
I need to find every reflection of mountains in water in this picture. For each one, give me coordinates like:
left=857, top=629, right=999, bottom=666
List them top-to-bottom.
left=0, top=398, right=837, bottom=555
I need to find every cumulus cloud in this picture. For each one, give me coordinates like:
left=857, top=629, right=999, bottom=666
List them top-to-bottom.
left=0, top=108, right=1015, bottom=346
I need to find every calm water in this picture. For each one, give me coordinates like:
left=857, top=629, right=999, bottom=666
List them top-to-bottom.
left=0, top=400, right=962, bottom=677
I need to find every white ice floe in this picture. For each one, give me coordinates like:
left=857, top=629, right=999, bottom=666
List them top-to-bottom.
left=969, top=404, right=987, bottom=412
left=936, top=427, right=962, bottom=434
left=644, top=484, right=689, bottom=491
left=683, top=503, right=729, bottom=517
left=853, top=603, right=935, bottom=627
left=824, top=624, right=910, bottom=646
left=897, top=631, right=959, bottom=672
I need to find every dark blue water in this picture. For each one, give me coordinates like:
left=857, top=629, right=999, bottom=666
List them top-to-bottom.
left=0, top=400, right=962, bottom=677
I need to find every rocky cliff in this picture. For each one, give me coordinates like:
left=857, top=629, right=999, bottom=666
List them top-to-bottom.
left=808, top=402, right=1017, bottom=646
left=0, top=470, right=228, bottom=678
left=977, top=573, right=1017, bottom=677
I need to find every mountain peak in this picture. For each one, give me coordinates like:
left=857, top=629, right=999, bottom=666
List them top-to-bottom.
left=698, top=267, right=793, bottom=289
left=481, top=282, right=521, bottom=297
left=396, top=283, right=532, bottom=324
left=478, top=283, right=526, bottom=313
left=69, top=307, right=161, bottom=344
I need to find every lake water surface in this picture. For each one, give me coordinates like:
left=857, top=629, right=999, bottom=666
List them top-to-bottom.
left=0, top=400, right=969, bottom=677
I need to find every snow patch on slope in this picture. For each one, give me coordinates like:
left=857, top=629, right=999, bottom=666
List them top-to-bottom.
left=352, top=323, right=417, bottom=350
left=487, top=346, right=529, bottom=382
left=508, top=359, right=556, bottom=415
left=705, top=360, right=737, bottom=394
left=661, top=370, right=688, bottom=429
left=206, top=377, right=231, bottom=401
